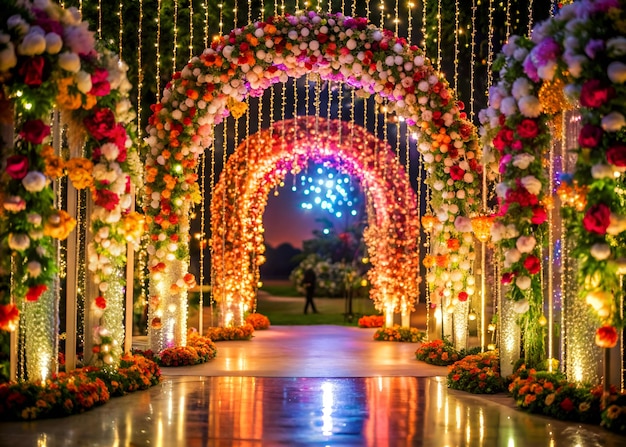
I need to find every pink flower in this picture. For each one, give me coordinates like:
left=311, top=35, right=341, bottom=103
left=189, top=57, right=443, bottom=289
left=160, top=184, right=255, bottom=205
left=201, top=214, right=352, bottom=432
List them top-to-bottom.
left=89, top=67, right=111, bottom=96
left=580, top=79, right=615, bottom=108
left=19, top=119, right=50, bottom=144
left=578, top=124, right=603, bottom=148
left=5, top=155, right=29, bottom=180
left=450, top=165, right=465, bottom=181
left=94, top=189, right=120, bottom=211
left=582, top=203, right=611, bottom=235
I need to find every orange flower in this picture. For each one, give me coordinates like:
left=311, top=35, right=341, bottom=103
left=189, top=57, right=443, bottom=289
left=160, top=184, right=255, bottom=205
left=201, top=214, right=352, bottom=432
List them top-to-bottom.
left=66, top=157, right=94, bottom=190
left=44, top=210, right=76, bottom=240
left=447, top=238, right=460, bottom=251
left=435, top=254, right=449, bottom=268
left=422, top=255, right=435, bottom=268
left=0, top=303, right=19, bottom=332
left=596, top=325, right=618, bottom=348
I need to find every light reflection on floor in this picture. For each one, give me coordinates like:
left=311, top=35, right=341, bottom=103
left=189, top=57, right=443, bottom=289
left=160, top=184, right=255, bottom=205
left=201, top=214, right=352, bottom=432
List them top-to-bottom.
left=0, top=376, right=623, bottom=447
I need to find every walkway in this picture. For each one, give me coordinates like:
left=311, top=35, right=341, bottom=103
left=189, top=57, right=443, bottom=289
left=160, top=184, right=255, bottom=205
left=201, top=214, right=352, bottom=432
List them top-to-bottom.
left=0, top=326, right=624, bottom=446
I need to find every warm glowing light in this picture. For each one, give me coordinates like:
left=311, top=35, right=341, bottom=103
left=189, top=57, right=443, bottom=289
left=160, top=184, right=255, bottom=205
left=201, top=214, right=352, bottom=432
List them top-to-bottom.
left=470, top=215, right=494, bottom=243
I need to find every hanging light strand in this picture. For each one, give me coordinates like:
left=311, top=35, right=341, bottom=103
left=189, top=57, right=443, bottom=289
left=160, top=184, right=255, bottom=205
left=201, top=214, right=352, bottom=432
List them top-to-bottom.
left=97, top=0, right=102, bottom=39
left=136, top=0, right=143, bottom=135
left=156, top=0, right=162, bottom=102
left=172, top=0, right=179, bottom=73
left=189, top=0, right=194, bottom=60
left=204, top=0, right=209, bottom=48
left=422, top=0, right=427, bottom=51
left=437, top=0, right=442, bottom=71
left=453, top=0, right=460, bottom=94
left=470, top=0, right=477, bottom=121
left=486, top=0, right=495, bottom=93
left=506, top=0, right=512, bottom=38
left=528, top=0, right=535, bottom=36
left=118, top=1, right=123, bottom=60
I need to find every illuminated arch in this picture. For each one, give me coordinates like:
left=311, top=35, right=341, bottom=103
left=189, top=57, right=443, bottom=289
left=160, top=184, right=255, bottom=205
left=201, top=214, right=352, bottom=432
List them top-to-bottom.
left=145, top=11, right=480, bottom=350
left=211, top=117, right=420, bottom=325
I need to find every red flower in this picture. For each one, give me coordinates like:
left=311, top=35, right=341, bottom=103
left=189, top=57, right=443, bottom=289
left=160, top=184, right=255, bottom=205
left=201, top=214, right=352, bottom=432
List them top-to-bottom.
left=17, top=56, right=46, bottom=86
left=89, top=67, right=111, bottom=97
left=579, top=79, right=615, bottom=108
left=84, top=107, right=117, bottom=140
left=19, top=119, right=51, bottom=144
left=516, top=119, right=539, bottom=139
left=108, top=124, right=128, bottom=152
left=578, top=124, right=604, bottom=148
left=492, top=127, right=514, bottom=151
left=606, top=144, right=626, bottom=167
left=5, top=155, right=30, bottom=180
left=449, top=165, right=465, bottom=181
left=505, top=187, right=538, bottom=207
left=94, top=189, right=120, bottom=211
left=582, top=203, right=611, bottom=235
left=531, top=206, right=547, bottom=225
left=523, top=255, right=541, bottom=275
left=501, top=272, right=514, bottom=284
left=26, top=284, right=48, bottom=302
left=458, top=291, right=468, bottom=302
left=95, top=296, right=107, bottom=309
left=0, top=303, right=19, bottom=331
left=595, top=325, right=618, bottom=348
left=559, top=397, right=574, bottom=412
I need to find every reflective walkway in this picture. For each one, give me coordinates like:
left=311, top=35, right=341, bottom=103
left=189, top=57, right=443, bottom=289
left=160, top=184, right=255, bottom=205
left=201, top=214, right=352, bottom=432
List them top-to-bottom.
left=1, top=326, right=624, bottom=446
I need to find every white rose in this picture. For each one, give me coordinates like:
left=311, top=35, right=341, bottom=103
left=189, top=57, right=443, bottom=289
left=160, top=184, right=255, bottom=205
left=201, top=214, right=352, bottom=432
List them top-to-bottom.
left=63, top=22, right=96, bottom=55
left=17, top=32, right=46, bottom=56
left=45, top=33, right=63, bottom=54
left=607, top=36, right=626, bottom=57
left=58, top=52, right=81, bottom=73
left=537, top=60, right=557, bottom=81
left=608, top=61, right=626, bottom=84
left=75, top=70, right=92, bottom=93
left=511, top=77, right=531, bottom=100
left=518, top=95, right=542, bottom=118
left=500, top=96, right=518, bottom=116
left=601, top=112, right=625, bottom=132
left=101, top=143, right=120, bottom=161
left=512, top=153, right=535, bottom=170
left=591, top=164, right=615, bottom=179
left=22, top=171, right=47, bottom=192
left=521, top=175, right=542, bottom=195
left=490, top=222, right=505, bottom=242
left=8, top=233, right=30, bottom=251
left=516, top=235, right=537, bottom=253
left=590, top=243, right=611, bottom=261
left=504, top=248, right=522, bottom=267
left=27, top=261, right=42, bottom=278
left=513, top=296, right=530, bottom=311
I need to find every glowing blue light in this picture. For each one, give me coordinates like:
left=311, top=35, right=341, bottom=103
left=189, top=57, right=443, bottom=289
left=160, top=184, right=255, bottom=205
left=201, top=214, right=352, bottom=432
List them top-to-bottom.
left=317, top=167, right=323, bottom=174
left=328, top=173, right=334, bottom=179
left=325, top=180, right=334, bottom=188
left=292, top=186, right=297, bottom=192
left=315, top=187, right=321, bottom=193
left=304, top=190, right=310, bottom=195
left=314, top=197, right=322, bottom=204
left=301, top=203, right=308, bottom=209
left=351, top=210, right=357, bottom=216
left=336, top=211, right=342, bottom=218
left=323, top=228, right=330, bottom=234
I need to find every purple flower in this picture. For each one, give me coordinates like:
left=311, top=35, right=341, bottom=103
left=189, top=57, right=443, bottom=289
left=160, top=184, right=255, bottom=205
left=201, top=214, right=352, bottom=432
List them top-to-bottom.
left=531, top=37, right=560, bottom=67
left=584, top=39, right=605, bottom=59
left=523, top=56, right=540, bottom=82
left=499, top=154, right=512, bottom=174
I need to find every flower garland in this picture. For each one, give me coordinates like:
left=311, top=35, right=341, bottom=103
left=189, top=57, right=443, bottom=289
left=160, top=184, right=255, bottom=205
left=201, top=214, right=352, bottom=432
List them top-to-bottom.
left=0, top=0, right=142, bottom=375
left=145, top=11, right=480, bottom=342
left=479, top=33, right=552, bottom=367
left=373, top=325, right=425, bottom=342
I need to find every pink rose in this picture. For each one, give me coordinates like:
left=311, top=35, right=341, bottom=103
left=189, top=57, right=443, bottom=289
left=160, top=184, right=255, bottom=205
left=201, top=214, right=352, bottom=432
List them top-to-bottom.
left=89, top=67, right=111, bottom=96
left=580, top=79, right=615, bottom=108
left=83, top=107, right=116, bottom=140
left=19, top=119, right=50, bottom=144
left=516, top=119, right=539, bottom=139
left=578, top=124, right=603, bottom=148
left=5, top=155, right=29, bottom=180
left=450, top=165, right=465, bottom=181
left=582, top=203, right=611, bottom=235
left=531, top=206, right=547, bottom=225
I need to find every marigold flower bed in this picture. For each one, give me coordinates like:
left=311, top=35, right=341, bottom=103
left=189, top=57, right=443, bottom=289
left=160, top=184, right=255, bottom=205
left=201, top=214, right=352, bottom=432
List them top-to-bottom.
left=373, top=325, right=425, bottom=342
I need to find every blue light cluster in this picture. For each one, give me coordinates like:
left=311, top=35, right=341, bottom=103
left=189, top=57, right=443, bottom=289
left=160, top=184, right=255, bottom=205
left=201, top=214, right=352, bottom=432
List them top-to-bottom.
left=299, top=164, right=359, bottom=219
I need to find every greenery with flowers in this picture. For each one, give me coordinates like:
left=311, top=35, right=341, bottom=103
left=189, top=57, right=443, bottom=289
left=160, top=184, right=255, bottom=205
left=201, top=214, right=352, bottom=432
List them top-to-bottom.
left=0, top=0, right=142, bottom=377
left=145, top=10, right=480, bottom=347
left=289, top=253, right=366, bottom=298
left=245, top=312, right=270, bottom=330
left=358, top=314, right=384, bottom=328
left=205, top=323, right=255, bottom=341
left=373, top=325, right=424, bottom=343
left=136, top=331, right=218, bottom=367
left=415, top=339, right=461, bottom=365
left=447, top=351, right=505, bottom=394
left=0, top=353, right=160, bottom=420
left=508, top=366, right=609, bottom=424
left=602, top=392, right=626, bottom=434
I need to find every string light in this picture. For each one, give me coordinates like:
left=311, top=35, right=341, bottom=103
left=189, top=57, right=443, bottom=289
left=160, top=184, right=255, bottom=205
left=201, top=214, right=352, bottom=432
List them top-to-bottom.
left=97, top=0, right=102, bottom=39
left=136, top=0, right=143, bottom=135
left=156, top=0, right=162, bottom=102
left=172, top=0, right=179, bottom=73
left=189, top=0, right=194, bottom=60
left=422, top=0, right=427, bottom=50
left=437, top=0, right=442, bottom=71
left=453, top=0, right=459, bottom=94
left=470, top=0, right=477, bottom=121
left=486, top=0, right=495, bottom=93
left=506, top=0, right=511, bottom=39
left=528, top=0, right=535, bottom=36
left=118, top=1, right=123, bottom=60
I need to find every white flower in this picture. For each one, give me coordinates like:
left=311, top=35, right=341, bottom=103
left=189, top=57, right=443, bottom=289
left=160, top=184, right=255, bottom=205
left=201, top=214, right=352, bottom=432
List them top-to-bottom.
left=7, top=15, right=30, bottom=34
left=63, top=22, right=96, bottom=55
left=17, top=32, right=46, bottom=56
left=44, top=33, right=62, bottom=54
left=607, top=36, right=626, bottom=57
left=0, top=39, right=17, bottom=72
left=513, top=47, right=528, bottom=62
left=58, top=52, right=81, bottom=73
left=563, top=52, right=587, bottom=78
left=538, top=60, right=557, bottom=81
left=608, top=61, right=626, bottom=84
left=75, top=70, right=92, bottom=93
left=511, top=78, right=531, bottom=100
left=518, top=95, right=542, bottom=117
left=500, top=96, right=518, bottom=116
left=601, top=112, right=625, bottom=132
left=101, top=142, right=120, bottom=161
left=512, top=153, right=535, bottom=170
left=591, top=164, right=614, bottom=179
left=22, top=171, right=47, bottom=192
left=521, top=175, right=542, bottom=195
left=495, top=182, right=509, bottom=198
left=27, top=213, right=42, bottom=226
left=607, top=213, right=626, bottom=235
left=454, top=216, right=472, bottom=233
left=490, top=222, right=505, bottom=242
left=8, top=233, right=30, bottom=251
left=516, top=235, right=537, bottom=253
left=590, top=243, right=611, bottom=261
left=504, top=248, right=522, bottom=267
left=27, top=261, right=42, bottom=278
left=513, top=296, right=530, bottom=311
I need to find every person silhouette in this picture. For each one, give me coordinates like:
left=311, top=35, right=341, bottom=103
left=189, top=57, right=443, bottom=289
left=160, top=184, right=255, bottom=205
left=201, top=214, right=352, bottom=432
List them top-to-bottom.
left=302, top=268, right=318, bottom=314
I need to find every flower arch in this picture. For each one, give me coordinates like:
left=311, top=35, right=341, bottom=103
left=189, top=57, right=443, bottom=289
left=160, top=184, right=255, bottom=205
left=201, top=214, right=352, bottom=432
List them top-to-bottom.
left=0, top=0, right=142, bottom=380
left=145, top=11, right=480, bottom=351
left=211, top=117, right=420, bottom=326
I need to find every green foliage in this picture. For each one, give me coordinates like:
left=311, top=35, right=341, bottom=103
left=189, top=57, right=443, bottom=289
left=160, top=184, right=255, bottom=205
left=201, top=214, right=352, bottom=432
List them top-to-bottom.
left=289, top=253, right=366, bottom=298
left=415, top=338, right=460, bottom=366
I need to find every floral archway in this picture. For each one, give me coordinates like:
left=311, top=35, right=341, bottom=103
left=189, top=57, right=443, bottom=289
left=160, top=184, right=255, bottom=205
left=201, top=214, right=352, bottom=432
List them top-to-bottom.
left=145, top=11, right=480, bottom=352
left=211, top=117, right=420, bottom=326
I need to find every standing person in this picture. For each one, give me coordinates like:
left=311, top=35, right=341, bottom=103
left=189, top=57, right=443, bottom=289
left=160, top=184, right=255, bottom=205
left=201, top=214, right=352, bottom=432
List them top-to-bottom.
left=302, top=268, right=318, bottom=314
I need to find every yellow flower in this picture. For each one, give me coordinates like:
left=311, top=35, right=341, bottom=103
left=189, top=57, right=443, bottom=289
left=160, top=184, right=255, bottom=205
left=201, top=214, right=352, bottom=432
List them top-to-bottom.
left=227, top=96, right=248, bottom=119
left=44, top=155, right=65, bottom=179
left=66, top=157, right=94, bottom=190
left=44, top=210, right=76, bottom=240
left=123, top=211, right=146, bottom=243
left=544, top=393, right=555, bottom=406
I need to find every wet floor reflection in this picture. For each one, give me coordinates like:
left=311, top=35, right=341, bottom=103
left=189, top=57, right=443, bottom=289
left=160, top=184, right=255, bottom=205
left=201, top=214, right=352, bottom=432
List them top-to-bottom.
left=0, top=376, right=623, bottom=447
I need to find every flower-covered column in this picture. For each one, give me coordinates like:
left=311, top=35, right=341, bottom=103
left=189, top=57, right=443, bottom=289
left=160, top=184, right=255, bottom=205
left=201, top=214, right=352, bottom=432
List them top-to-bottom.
left=21, top=281, right=57, bottom=381
left=499, top=284, right=521, bottom=377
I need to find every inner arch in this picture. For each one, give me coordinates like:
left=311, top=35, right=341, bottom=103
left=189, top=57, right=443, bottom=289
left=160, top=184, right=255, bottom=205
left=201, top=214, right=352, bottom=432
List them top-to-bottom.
left=211, top=117, right=420, bottom=326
